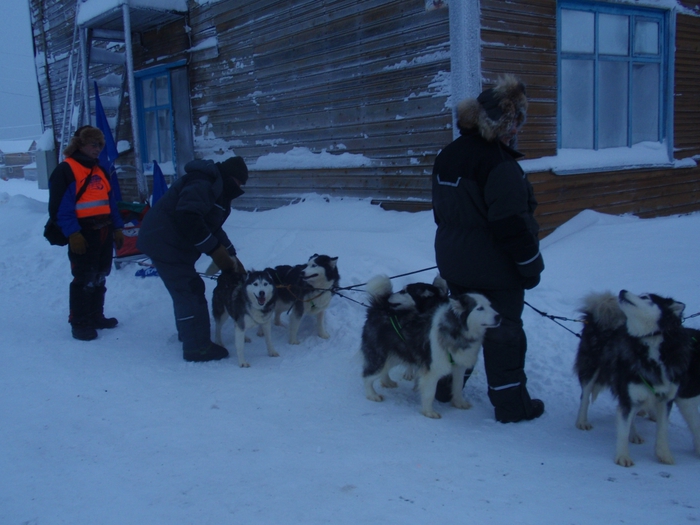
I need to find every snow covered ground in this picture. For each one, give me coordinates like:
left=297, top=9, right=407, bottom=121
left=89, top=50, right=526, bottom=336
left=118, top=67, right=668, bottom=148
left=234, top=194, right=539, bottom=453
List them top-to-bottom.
left=1, top=177, right=699, bottom=524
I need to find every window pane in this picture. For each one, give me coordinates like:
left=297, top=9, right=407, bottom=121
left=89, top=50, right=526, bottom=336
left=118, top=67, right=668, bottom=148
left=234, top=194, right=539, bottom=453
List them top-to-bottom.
left=561, top=9, right=594, bottom=53
left=599, top=14, right=629, bottom=56
left=634, top=19, right=659, bottom=55
left=561, top=59, right=594, bottom=148
left=599, top=61, right=628, bottom=148
left=632, top=63, right=659, bottom=143
left=155, top=75, right=170, bottom=106
left=142, top=78, right=155, bottom=108
left=158, top=109, right=172, bottom=163
left=144, top=111, right=158, bottom=163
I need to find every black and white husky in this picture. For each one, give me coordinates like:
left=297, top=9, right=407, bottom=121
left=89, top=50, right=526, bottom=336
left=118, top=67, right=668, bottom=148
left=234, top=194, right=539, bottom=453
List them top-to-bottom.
left=270, top=254, right=340, bottom=345
left=212, top=270, right=278, bottom=368
left=361, top=275, right=501, bottom=419
left=574, top=290, right=692, bottom=466
left=676, top=328, right=700, bottom=456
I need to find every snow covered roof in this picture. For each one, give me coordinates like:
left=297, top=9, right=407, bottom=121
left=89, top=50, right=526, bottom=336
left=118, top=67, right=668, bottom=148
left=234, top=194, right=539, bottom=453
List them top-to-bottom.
left=77, top=0, right=187, bottom=30
left=0, top=140, right=36, bottom=154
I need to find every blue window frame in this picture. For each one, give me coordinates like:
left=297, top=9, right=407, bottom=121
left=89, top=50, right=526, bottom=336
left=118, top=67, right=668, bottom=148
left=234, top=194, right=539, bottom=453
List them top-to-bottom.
left=558, top=1, right=668, bottom=150
left=135, top=63, right=180, bottom=173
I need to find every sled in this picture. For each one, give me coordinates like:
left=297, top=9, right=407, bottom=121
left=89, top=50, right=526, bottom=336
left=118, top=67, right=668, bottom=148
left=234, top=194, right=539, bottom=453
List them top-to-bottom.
left=114, top=201, right=150, bottom=269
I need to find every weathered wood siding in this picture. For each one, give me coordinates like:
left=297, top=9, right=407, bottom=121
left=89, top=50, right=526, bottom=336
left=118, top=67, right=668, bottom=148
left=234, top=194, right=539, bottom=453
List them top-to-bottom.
left=29, top=0, right=79, bottom=151
left=186, top=0, right=452, bottom=209
left=481, top=0, right=700, bottom=236
left=674, top=5, right=700, bottom=159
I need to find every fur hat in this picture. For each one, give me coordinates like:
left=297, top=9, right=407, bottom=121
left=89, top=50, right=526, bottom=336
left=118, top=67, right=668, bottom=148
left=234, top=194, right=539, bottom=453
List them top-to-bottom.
left=456, top=74, right=528, bottom=142
left=63, top=125, right=106, bottom=157
left=216, top=156, right=248, bottom=185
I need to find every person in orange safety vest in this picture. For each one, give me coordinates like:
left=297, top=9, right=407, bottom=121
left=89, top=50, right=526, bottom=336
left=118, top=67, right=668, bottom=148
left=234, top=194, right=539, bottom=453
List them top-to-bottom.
left=48, top=126, right=125, bottom=341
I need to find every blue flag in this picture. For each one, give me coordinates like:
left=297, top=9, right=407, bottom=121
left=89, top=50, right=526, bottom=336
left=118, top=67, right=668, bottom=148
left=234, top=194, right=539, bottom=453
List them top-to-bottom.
left=94, top=82, right=122, bottom=201
left=152, top=160, right=168, bottom=206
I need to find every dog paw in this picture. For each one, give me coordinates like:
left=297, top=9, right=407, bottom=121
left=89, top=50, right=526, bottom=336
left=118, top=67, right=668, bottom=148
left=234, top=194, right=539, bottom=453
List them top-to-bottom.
left=319, top=331, right=330, bottom=339
left=245, top=336, right=252, bottom=343
left=289, top=339, right=301, bottom=345
left=268, top=350, right=280, bottom=357
left=239, top=361, right=251, bottom=368
left=403, top=371, right=414, bottom=381
left=380, top=379, right=398, bottom=389
left=366, top=393, right=384, bottom=402
left=452, top=399, right=473, bottom=410
left=421, top=410, right=442, bottom=419
left=576, top=421, right=593, bottom=431
left=629, top=434, right=645, bottom=445
left=656, top=450, right=675, bottom=465
left=615, top=455, right=634, bottom=467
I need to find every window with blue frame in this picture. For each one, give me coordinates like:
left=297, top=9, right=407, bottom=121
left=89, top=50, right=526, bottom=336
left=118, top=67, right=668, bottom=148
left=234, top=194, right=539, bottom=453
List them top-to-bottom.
left=558, top=1, right=667, bottom=150
left=136, top=69, right=174, bottom=172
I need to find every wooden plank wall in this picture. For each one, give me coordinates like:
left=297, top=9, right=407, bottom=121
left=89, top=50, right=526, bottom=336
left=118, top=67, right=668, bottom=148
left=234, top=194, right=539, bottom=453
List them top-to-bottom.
left=29, top=0, right=79, bottom=151
left=187, top=0, right=452, bottom=208
left=481, top=0, right=700, bottom=237
left=674, top=5, right=700, bottom=159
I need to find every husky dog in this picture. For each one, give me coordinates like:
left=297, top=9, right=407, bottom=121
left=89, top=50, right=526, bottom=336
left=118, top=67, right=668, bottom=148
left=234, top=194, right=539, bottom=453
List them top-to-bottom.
left=271, top=254, right=340, bottom=345
left=212, top=270, right=278, bottom=368
left=361, top=274, right=448, bottom=389
left=362, top=275, right=500, bottom=419
left=574, top=290, right=692, bottom=466
left=675, top=328, right=700, bottom=455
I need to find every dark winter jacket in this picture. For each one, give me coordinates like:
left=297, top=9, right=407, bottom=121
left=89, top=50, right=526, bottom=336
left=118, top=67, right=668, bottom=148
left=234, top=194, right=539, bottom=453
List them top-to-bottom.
left=432, top=78, right=543, bottom=291
left=48, top=151, right=124, bottom=237
left=136, top=159, right=238, bottom=265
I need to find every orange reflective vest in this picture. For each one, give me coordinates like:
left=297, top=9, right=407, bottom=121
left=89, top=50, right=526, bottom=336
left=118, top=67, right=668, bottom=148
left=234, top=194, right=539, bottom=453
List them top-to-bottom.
left=65, top=157, right=112, bottom=218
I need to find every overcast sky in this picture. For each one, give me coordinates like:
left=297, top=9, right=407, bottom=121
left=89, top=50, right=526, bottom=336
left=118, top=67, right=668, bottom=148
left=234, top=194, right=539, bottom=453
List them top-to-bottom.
left=0, top=0, right=43, bottom=141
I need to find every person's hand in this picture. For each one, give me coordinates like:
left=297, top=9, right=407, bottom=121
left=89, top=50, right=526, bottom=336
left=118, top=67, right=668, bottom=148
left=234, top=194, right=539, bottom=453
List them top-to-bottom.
left=113, top=229, right=125, bottom=250
left=69, top=232, right=87, bottom=254
left=210, top=244, right=236, bottom=273
left=233, top=255, right=246, bottom=274
left=522, top=274, right=540, bottom=290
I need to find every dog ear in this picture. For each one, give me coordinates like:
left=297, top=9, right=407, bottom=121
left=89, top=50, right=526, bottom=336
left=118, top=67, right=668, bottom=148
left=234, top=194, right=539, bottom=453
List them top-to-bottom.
left=669, top=300, right=686, bottom=319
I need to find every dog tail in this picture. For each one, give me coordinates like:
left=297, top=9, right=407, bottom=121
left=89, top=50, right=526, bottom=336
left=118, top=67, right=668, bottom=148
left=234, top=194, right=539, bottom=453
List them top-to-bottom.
left=365, top=274, right=393, bottom=300
left=432, top=274, right=449, bottom=297
left=579, top=291, right=625, bottom=330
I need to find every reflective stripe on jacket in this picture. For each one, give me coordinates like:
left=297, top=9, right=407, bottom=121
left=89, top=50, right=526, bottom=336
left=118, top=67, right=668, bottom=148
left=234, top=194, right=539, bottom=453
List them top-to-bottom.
left=65, top=157, right=112, bottom=218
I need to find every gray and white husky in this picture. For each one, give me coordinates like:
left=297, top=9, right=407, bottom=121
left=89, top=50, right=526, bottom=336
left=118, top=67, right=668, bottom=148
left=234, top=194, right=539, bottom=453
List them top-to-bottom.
left=270, top=254, right=340, bottom=345
left=212, top=270, right=278, bottom=368
left=361, top=275, right=501, bottom=419
left=574, top=290, right=692, bottom=466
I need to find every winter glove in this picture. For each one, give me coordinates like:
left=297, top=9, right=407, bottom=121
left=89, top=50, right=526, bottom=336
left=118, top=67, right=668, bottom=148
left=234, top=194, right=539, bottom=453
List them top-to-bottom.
left=113, top=229, right=125, bottom=250
left=69, top=232, right=87, bottom=255
left=210, top=244, right=236, bottom=273
left=232, top=255, right=246, bottom=274
left=521, top=274, right=541, bottom=290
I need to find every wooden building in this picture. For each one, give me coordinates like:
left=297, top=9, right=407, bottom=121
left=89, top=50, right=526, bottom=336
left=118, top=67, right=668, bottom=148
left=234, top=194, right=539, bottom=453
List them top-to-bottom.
left=28, top=0, right=700, bottom=235
left=0, top=140, right=37, bottom=179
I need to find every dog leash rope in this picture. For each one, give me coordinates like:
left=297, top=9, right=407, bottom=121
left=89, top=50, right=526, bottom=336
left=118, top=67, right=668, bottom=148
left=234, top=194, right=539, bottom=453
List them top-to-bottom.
left=336, top=266, right=439, bottom=292
left=524, top=301, right=583, bottom=339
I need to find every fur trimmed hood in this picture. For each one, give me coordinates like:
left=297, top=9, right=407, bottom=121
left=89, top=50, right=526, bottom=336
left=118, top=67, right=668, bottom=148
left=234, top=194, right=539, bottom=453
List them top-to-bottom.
left=456, top=74, right=528, bottom=142
left=63, top=126, right=106, bottom=158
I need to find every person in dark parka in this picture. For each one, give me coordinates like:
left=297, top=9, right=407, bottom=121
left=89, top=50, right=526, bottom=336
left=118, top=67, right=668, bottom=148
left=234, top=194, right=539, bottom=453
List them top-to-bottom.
left=431, top=74, right=545, bottom=423
left=137, top=156, right=248, bottom=362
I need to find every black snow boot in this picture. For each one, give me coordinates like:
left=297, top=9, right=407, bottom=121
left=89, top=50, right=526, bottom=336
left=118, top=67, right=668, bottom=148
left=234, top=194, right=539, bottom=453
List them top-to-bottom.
left=70, top=283, right=98, bottom=341
left=92, top=285, right=118, bottom=329
left=184, top=342, right=230, bottom=362
left=492, top=384, right=545, bottom=423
